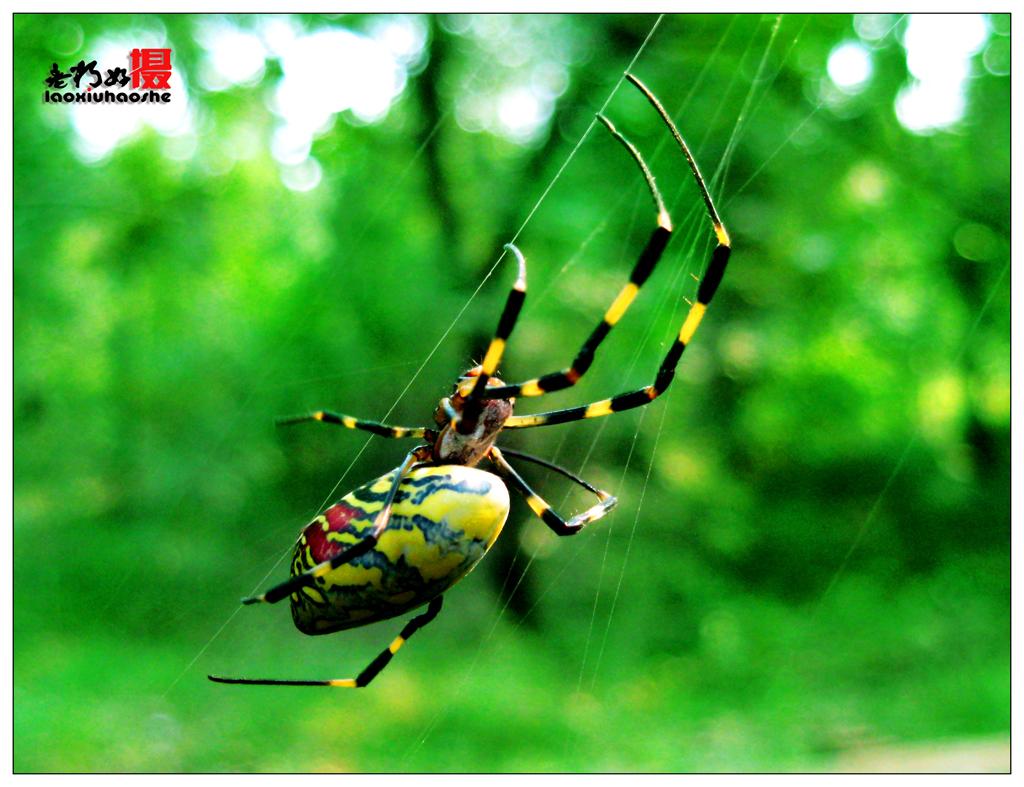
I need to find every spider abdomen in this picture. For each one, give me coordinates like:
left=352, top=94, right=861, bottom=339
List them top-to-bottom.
left=289, top=464, right=509, bottom=635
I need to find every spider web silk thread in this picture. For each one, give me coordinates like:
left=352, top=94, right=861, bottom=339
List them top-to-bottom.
left=409, top=15, right=793, bottom=765
left=399, top=16, right=669, bottom=763
left=564, top=18, right=789, bottom=746
left=510, top=27, right=764, bottom=730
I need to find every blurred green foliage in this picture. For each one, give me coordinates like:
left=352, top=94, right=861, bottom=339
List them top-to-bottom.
left=14, top=13, right=1009, bottom=773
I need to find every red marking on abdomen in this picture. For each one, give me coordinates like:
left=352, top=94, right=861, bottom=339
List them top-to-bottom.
left=304, top=502, right=366, bottom=563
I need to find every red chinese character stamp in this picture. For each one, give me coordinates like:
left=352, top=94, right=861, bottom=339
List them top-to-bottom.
left=129, top=48, right=172, bottom=89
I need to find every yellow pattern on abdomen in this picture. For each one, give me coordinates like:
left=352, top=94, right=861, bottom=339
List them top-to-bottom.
left=290, top=464, right=510, bottom=635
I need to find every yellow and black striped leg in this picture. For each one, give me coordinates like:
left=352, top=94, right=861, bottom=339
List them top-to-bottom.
left=502, top=73, right=732, bottom=430
left=481, top=111, right=673, bottom=402
left=500, top=239, right=728, bottom=429
left=456, top=243, right=527, bottom=433
left=277, top=410, right=429, bottom=440
left=240, top=445, right=431, bottom=606
left=489, top=446, right=616, bottom=536
left=208, top=596, right=443, bottom=687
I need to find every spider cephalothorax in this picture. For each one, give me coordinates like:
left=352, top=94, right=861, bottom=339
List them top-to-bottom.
left=433, top=369, right=515, bottom=466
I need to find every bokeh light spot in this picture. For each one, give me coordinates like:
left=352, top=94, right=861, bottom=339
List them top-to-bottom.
left=895, top=14, right=989, bottom=134
left=197, top=19, right=267, bottom=90
left=827, top=41, right=872, bottom=92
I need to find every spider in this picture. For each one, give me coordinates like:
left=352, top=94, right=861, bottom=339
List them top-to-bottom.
left=208, top=74, right=731, bottom=688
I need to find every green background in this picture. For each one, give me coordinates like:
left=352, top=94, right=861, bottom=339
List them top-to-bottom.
left=14, top=13, right=1010, bottom=773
